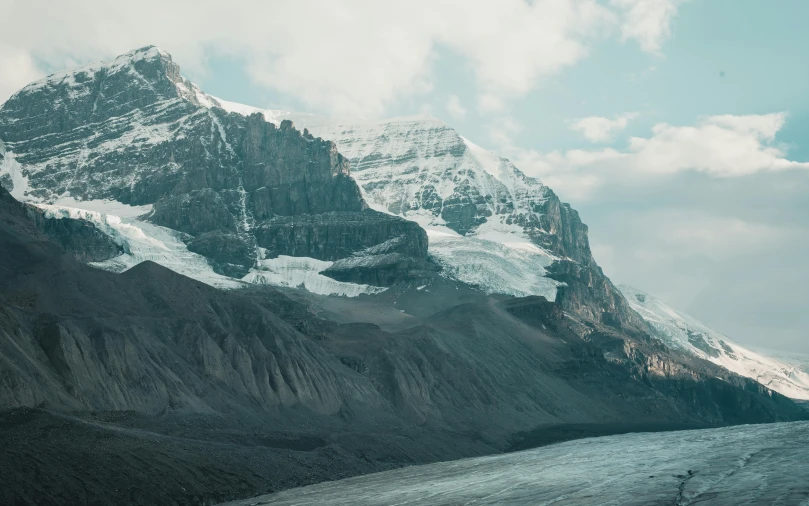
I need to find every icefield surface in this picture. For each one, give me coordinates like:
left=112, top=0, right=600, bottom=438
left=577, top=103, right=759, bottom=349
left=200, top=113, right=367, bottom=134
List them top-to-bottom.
left=223, top=421, right=809, bottom=506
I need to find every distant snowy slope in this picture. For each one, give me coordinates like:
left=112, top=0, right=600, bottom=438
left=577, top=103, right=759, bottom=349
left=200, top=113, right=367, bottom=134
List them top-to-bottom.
left=618, top=285, right=809, bottom=400
left=749, top=347, right=809, bottom=377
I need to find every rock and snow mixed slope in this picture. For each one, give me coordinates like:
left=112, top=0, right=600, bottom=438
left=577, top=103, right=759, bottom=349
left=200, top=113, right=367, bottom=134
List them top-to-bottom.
left=208, top=109, right=569, bottom=300
left=285, top=115, right=564, bottom=300
left=619, top=285, right=809, bottom=400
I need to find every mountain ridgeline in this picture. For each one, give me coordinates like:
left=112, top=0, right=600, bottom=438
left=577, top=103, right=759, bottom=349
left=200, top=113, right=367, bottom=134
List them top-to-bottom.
left=0, top=45, right=639, bottom=329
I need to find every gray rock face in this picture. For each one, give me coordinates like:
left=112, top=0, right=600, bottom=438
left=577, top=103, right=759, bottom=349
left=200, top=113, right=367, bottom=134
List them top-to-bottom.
left=0, top=47, right=427, bottom=281
left=253, top=210, right=427, bottom=260
left=186, top=231, right=257, bottom=278
left=322, top=234, right=436, bottom=286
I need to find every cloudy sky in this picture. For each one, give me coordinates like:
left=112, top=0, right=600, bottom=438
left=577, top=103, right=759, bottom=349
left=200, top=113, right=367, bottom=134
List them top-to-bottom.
left=2, top=0, right=808, bottom=352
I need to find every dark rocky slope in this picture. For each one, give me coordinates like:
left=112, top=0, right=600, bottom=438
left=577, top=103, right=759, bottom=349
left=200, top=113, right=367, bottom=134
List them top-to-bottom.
left=0, top=185, right=805, bottom=504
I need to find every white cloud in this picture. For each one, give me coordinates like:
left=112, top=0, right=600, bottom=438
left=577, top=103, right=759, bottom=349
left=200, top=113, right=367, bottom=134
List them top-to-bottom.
left=0, top=0, right=681, bottom=117
left=611, top=0, right=686, bottom=54
left=0, top=44, right=43, bottom=103
left=478, top=93, right=508, bottom=115
left=446, top=94, right=467, bottom=120
left=569, top=112, right=638, bottom=142
left=509, top=113, right=809, bottom=200
left=628, top=113, right=807, bottom=176
left=487, top=116, right=523, bottom=148
left=590, top=207, right=796, bottom=305
left=593, top=210, right=788, bottom=290
left=648, top=211, right=786, bottom=259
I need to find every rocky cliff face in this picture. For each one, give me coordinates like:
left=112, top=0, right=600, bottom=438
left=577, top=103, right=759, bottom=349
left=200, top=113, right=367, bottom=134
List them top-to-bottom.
left=0, top=47, right=428, bottom=282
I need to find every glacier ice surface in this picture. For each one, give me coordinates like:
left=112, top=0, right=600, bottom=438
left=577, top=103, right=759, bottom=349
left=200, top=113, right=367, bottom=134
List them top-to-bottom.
left=222, top=421, right=809, bottom=506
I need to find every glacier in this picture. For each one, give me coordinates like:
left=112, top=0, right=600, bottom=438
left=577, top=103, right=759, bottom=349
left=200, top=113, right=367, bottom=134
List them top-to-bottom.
left=35, top=200, right=245, bottom=289
left=33, top=201, right=385, bottom=296
left=222, top=421, right=809, bottom=506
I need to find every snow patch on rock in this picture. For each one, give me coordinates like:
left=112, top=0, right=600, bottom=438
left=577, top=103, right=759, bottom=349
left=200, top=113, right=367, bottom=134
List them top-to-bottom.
left=0, top=148, right=31, bottom=200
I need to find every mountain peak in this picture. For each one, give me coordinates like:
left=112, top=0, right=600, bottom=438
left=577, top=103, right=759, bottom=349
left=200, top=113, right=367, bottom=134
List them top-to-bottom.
left=0, top=45, right=211, bottom=144
left=16, top=45, right=172, bottom=97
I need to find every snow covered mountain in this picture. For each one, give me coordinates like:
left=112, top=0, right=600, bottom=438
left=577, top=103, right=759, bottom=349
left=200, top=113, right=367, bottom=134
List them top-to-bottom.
left=0, top=45, right=640, bottom=329
left=0, top=46, right=429, bottom=296
left=212, top=106, right=642, bottom=328
left=210, top=110, right=565, bottom=300
left=279, top=115, right=563, bottom=300
left=618, top=285, right=809, bottom=400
